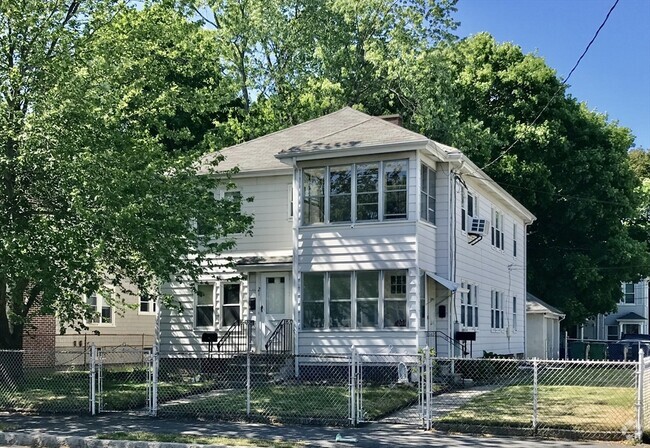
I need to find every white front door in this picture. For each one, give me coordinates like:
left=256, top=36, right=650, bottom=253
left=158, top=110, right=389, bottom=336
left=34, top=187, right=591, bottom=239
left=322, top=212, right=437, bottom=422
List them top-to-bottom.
left=258, top=273, right=291, bottom=351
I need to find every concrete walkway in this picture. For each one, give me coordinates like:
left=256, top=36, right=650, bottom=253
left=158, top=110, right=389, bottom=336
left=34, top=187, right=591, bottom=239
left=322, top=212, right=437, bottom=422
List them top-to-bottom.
left=382, top=384, right=497, bottom=423
left=0, top=413, right=640, bottom=448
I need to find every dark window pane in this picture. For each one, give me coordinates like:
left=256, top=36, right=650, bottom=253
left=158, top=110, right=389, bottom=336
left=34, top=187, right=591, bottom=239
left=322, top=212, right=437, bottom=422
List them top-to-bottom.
left=384, top=191, right=407, bottom=219
left=330, top=195, right=352, bottom=222
left=357, top=272, right=379, bottom=298
left=303, top=273, right=324, bottom=301
left=330, top=273, right=351, bottom=299
left=223, top=284, right=240, bottom=305
left=357, top=301, right=378, bottom=327
left=384, top=301, right=406, bottom=327
left=302, top=302, right=324, bottom=329
left=330, top=302, right=351, bottom=328
left=196, top=306, right=213, bottom=327
left=222, top=306, right=240, bottom=326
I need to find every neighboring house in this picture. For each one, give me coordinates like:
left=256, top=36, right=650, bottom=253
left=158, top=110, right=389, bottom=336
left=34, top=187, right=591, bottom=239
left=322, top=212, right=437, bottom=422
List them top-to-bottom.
left=158, top=107, right=535, bottom=358
left=578, top=279, right=649, bottom=341
left=526, top=293, right=565, bottom=359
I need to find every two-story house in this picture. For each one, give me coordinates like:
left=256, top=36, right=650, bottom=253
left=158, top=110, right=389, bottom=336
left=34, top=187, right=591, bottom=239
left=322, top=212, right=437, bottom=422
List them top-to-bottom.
left=157, top=107, right=535, bottom=358
left=577, top=280, right=649, bottom=341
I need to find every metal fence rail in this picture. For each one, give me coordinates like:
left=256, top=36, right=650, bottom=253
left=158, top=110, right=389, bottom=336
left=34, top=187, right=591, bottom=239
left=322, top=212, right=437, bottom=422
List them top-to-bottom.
left=3, top=347, right=650, bottom=441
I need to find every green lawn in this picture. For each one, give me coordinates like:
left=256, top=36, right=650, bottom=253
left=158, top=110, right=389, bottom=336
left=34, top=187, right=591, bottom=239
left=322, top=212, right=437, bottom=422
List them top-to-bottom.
left=159, top=383, right=419, bottom=422
left=439, top=385, right=635, bottom=432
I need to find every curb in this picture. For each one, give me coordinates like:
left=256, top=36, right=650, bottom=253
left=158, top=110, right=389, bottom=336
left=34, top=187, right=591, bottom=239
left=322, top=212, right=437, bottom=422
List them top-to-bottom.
left=0, top=432, right=241, bottom=448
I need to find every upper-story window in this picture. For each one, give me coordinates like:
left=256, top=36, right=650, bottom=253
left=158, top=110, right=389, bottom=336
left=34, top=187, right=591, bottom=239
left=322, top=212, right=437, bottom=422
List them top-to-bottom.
left=302, top=160, right=408, bottom=225
left=420, top=164, right=435, bottom=224
left=460, top=187, right=477, bottom=232
left=491, top=208, right=504, bottom=250
left=513, top=223, right=518, bottom=257
left=622, top=282, right=635, bottom=304
left=86, top=293, right=113, bottom=325
left=139, top=294, right=157, bottom=315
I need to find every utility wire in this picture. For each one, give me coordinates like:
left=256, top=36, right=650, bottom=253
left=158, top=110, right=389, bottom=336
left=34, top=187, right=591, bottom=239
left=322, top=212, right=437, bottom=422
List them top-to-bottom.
left=479, top=0, right=621, bottom=172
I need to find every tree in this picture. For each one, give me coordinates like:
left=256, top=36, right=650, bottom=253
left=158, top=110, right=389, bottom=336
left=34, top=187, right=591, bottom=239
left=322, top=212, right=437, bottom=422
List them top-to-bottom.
left=188, top=0, right=458, bottom=139
left=0, top=2, right=251, bottom=349
left=437, top=34, right=650, bottom=326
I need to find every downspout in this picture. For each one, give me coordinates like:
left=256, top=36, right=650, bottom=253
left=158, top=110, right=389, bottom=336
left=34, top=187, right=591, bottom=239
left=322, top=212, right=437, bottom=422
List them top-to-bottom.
left=292, top=158, right=300, bottom=362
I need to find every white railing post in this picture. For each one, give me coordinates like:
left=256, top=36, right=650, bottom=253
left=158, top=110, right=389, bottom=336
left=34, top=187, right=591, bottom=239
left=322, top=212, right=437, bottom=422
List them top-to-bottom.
left=89, top=344, right=96, bottom=415
left=151, top=345, right=159, bottom=416
left=350, top=346, right=357, bottom=425
left=425, top=346, right=432, bottom=430
left=636, top=349, right=644, bottom=441
left=246, top=351, right=251, bottom=416
left=532, top=357, right=538, bottom=433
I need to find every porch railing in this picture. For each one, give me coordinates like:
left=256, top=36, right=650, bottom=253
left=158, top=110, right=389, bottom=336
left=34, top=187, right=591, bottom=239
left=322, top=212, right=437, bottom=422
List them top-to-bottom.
left=217, top=319, right=254, bottom=353
left=265, top=319, right=294, bottom=354
left=426, top=331, right=469, bottom=357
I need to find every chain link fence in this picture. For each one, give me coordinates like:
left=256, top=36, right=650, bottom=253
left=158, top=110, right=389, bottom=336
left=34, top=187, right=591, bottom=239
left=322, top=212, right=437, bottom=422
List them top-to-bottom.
left=3, top=346, right=650, bottom=441
left=0, top=348, right=90, bottom=414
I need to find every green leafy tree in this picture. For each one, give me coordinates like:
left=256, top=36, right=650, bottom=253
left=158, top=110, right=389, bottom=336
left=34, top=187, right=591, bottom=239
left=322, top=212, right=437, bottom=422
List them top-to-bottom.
left=0, top=2, right=251, bottom=349
left=439, top=34, right=649, bottom=325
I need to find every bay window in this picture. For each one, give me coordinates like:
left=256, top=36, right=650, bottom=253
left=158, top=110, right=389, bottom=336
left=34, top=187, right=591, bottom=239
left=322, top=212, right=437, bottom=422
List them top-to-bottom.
left=302, top=159, right=408, bottom=225
left=302, top=270, right=409, bottom=330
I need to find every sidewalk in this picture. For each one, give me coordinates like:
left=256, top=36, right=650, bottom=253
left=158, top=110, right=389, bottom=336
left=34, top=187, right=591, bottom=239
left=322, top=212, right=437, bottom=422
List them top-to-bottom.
left=0, top=413, right=639, bottom=448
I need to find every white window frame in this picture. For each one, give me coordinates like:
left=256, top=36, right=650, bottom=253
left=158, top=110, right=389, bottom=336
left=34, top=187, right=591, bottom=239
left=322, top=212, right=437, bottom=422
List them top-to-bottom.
left=301, top=159, right=408, bottom=226
left=420, top=164, right=435, bottom=225
left=460, top=187, right=477, bottom=232
left=491, top=208, right=504, bottom=250
left=513, top=223, right=518, bottom=257
left=301, top=270, right=409, bottom=330
left=221, top=282, right=242, bottom=327
left=622, top=282, right=635, bottom=304
left=195, top=283, right=215, bottom=330
left=460, top=283, right=479, bottom=329
left=491, top=290, right=505, bottom=330
left=86, top=292, right=114, bottom=326
left=139, top=294, right=157, bottom=315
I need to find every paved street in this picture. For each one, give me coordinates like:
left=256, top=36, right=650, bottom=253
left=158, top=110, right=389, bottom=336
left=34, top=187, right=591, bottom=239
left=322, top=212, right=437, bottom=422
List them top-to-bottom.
left=1, top=413, right=645, bottom=448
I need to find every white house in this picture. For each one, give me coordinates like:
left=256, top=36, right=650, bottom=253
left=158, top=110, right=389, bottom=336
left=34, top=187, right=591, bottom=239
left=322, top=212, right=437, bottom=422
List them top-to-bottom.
left=157, top=107, right=536, bottom=358
left=578, top=279, right=649, bottom=341
left=526, top=293, right=565, bottom=359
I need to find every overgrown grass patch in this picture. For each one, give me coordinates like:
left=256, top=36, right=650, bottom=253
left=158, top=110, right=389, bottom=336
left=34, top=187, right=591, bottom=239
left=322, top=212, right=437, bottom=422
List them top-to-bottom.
left=440, top=385, right=635, bottom=431
left=97, top=431, right=302, bottom=447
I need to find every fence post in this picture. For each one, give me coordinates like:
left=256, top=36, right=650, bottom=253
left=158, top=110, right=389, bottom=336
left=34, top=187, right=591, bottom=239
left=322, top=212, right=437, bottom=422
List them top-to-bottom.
left=89, top=344, right=96, bottom=415
left=151, top=345, right=159, bottom=416
left=350, top=346, right=357, bottom=425
left=425, top=346, right=432, bottom=430
left=636, top=349, right=644, bottom=441
left=246, top=351, right=251, bottom=417
left=532, top=357, right=538, bottom=433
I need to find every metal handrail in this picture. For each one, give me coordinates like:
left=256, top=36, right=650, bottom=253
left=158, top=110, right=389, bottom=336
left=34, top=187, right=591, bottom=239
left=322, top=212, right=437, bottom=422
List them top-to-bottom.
left=216, top=319, right=254, bottom=353
left=265, top=319, right=294, bottom=354
left=426, top=330, right=469, bottom=357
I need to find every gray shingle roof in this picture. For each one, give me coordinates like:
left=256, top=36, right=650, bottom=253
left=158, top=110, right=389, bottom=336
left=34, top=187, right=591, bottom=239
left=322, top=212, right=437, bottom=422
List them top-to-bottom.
left=199, top=107, right=430, bottom=174
left=526, top=292, right=565, bottom=317
left=617, top=312, right=647, bottom=321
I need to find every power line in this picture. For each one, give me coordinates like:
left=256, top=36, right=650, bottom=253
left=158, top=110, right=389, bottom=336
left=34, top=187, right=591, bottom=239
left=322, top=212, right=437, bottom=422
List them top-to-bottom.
left=479, top=0, right=621, bottom=172
left=462, top=172, right=636, bottom=209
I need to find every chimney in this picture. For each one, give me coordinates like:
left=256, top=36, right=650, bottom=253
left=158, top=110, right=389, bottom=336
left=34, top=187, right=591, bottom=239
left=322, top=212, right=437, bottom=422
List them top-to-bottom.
left=378, top=114, right=403, bottom=127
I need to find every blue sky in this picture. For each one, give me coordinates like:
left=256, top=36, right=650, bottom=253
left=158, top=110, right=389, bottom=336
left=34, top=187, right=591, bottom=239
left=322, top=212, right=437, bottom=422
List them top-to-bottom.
left=454, top=0, right=650, bottom=149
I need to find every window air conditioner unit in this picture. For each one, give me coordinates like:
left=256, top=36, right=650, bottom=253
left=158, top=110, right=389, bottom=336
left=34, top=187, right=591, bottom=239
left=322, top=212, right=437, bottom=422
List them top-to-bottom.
left=468, top=217, right=488, bottom=236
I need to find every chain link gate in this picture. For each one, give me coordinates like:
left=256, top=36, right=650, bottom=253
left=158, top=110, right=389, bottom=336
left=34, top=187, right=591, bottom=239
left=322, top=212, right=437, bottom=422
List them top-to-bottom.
left=88, top=343, right=156, bottom=415
left=349, top=347, right=426, bottom=426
